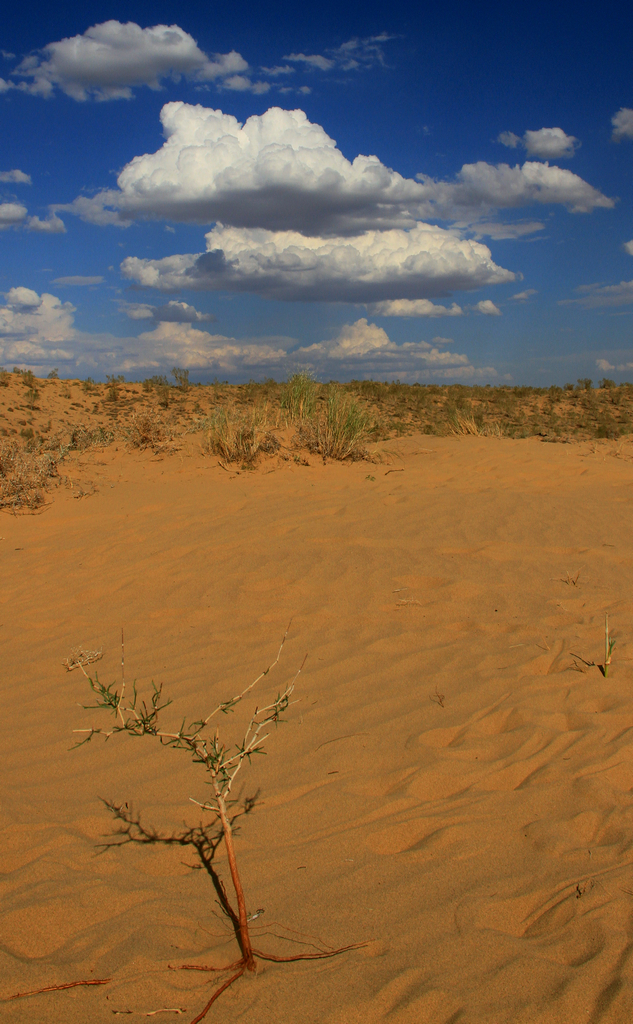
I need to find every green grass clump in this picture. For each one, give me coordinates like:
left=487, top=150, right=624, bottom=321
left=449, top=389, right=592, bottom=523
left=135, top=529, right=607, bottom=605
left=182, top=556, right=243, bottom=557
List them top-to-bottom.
left=281, top=372, right=318, bottom=422
left=298, top=386, right=372, bottom=460
left=205, top=408, right=280, bottom=465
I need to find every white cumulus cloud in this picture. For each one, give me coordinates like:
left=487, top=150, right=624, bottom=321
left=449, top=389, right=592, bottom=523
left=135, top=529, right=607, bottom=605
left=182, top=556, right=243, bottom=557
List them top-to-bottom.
left=8, top=21, right=256, bottom=100
left=58, top=103, right=614, bottom=234
left=612, top=108, right=633, bottom=142
left=498, top=127, right=579, bottom=160
left=416, top=161, right=612, bottom=218
left=0, top=169, right=31, bottom=184
left=0, top=203, right=28, bottom=230
left=26, top=213, right=66, bottom=233
left=121, top=222, right=515, bottom=303
left=623, top=240, right=633, bottom=255
left=0, top=288, right=77, bottom=364
left=511, top=289, right=537, bottom=301
left=120, top=299, right=215, bottom=323
left=368, top=299, right=464, bottom=317
left=472, top=299, right=501, bottom=315
left=293, top=319, right=494, bottom=381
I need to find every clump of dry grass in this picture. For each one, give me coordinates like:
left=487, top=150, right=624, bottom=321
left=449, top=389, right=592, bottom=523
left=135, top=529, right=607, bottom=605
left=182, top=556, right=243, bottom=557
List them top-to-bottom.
left=296, top=386, right=372, bottom=461
left=204, top=408, right=280, bottom=465
left=127, top=409, right=173, bottom=450
left=448, top=411, right=505, bottom=438
left=0, top=439, right=59, bottom=512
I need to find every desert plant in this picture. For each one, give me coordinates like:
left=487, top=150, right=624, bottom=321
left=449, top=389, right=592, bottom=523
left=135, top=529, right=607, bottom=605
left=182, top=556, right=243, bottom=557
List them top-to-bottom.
left=0, top=366, right=10, bottom=386
left=172, top=366, right=190, bottom=392
left=47, top=367, right=59, bottom=379
left=281, top=372, right=318, bottom=422
left=106, top=374, right=124, bottom=402
left=297, top=386, right=371, bottom=460
left=205, top=408, right=280, bottom=465
left=127, top=409, right=172, bottom=450
left=0, top=439, right=58, bottom=511
left=604, top=613, right=615, bottom=676
left=73, top=630, right=359, bottom=1022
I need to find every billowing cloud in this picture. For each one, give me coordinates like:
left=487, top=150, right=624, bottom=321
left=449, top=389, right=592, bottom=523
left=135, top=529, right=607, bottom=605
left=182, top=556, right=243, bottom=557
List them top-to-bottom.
left=7, top=21, right=256, bottom=100
left=59, top=103, right=614, bottom=235
left=611, top=108, right=633, bottom=142
left=498, top=127, right=579, bottom=159
left=416, top=161, right=613, bottom=218
left=0, top=169, right=31, bottom=184
left=0, top=202, right=27, bottom=230
left=26, top=213, right=66, bottom=233
left=121, top=222, right=515, bottom=303
left=623, top=240, right=633, bottom=255
left=52, top=275, right=103, bottom=286
left=561, top=279, right=633, bottom=308
left=0, top=286, right=289, bottom=376
left=0, top=288, right=76, bottom=364
left=0, top=288, right=495, bottom=381
left=511, top=289, right=537, bottom=301
left=121, top=299, right=216, bottom=323
left=369, top=299, right=463, bottom=317
left=472, top=299, right=501, bottom=315
left=293, top=318, right=495, bottom=381
left=121, top=321, right=288, bottom=372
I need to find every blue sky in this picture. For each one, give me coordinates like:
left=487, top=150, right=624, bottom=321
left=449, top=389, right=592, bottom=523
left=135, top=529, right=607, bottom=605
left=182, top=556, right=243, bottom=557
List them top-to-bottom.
left=1, top=0, right=633, bottom=384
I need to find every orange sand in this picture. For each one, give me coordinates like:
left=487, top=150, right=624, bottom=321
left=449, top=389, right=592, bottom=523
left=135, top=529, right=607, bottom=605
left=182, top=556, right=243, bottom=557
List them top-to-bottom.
left=2, top=434, right=633, bottom=1022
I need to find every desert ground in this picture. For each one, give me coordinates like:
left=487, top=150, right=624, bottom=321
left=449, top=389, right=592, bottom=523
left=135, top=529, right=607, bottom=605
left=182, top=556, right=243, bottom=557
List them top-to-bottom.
left=2, top=374, right=633, bottom=1022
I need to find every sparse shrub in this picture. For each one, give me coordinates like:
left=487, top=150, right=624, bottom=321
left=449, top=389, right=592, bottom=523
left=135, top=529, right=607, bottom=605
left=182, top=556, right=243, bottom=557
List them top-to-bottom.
left=172, top=366, right=190, bottom=392
left=0, top=367, right=10, bottom=387
left=47, top=368, right=59, bottom=379
left=281, top=372, right=318, bottom=421
left=106, top=374, right=124, bottom=402
left=82, top=377, right=95, bottom=393
left=599, top=377, right=616, bottom=389
left=577, top=378, right=593, bottom=391
left=296, top=386, right=371, bottom=460
left=205, top=408, right=280, bottom=465
left=127, top=409, right=171, bottom=450
left=67, top=425, right=114, bottom=451
left=0, top=439, right=58, bottom=511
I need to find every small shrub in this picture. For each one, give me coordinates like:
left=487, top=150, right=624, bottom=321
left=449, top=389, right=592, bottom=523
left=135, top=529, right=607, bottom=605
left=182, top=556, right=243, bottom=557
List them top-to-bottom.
left=172, top=366, right=190, bottom=392
left=0, top=367, right=10, bottom=387
left=47, top=368, right=59, bottom=380
left=106, top=374, right=125, bottom=402
left=205, top=408, right=280, bottom=465
left=127, top=409, right=171, bottom=450
left=0, top=439, right=58, bottom=511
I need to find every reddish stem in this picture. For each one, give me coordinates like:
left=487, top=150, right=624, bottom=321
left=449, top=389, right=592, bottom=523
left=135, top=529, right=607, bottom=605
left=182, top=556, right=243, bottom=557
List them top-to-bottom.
left=215, top=787, right=255, bottom=971
left=188, top=966, right=246, bottom=1024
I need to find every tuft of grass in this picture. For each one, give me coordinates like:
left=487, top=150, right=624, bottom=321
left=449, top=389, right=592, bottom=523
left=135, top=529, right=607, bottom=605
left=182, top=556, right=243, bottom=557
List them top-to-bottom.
left=281, top=372, right=318, bottom=422
left=297, top=386, right=371, bottom=461
left=204, top=408, right=280, bottom=465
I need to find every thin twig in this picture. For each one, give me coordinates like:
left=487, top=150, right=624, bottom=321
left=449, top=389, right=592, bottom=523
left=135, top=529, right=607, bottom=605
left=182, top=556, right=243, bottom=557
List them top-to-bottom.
left=8, top=978, right=110, bottom=1000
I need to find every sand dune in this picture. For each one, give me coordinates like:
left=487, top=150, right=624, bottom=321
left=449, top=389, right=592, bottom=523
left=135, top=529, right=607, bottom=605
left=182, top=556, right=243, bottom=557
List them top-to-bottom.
left=2, top=434, right=633, bottom=1022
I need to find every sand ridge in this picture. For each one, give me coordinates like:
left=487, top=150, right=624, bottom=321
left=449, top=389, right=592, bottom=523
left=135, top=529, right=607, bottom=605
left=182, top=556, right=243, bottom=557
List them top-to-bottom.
left=2, top=434, right=633, bottom=1022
